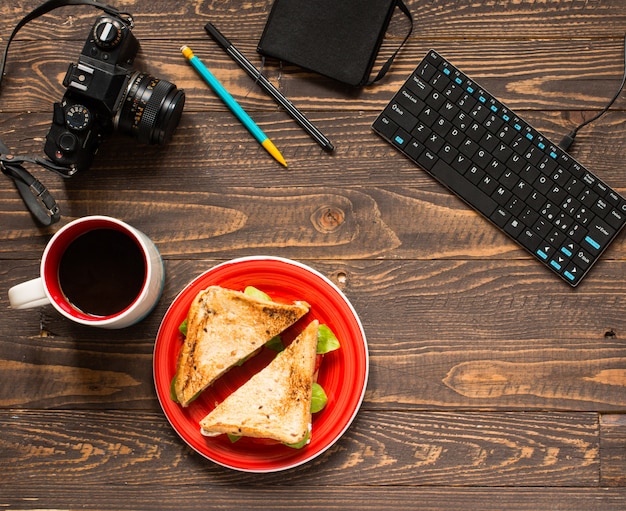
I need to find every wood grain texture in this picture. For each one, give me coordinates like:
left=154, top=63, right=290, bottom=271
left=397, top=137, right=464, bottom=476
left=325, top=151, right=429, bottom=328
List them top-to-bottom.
left=1, top=1, right=626, bottom=510
left=2, top=39, right=626, bottom=113
left=0, top=410, right=601, bottom=486
left=601, top=414, right=626, bottom=487
left=2, top=487, right=626, bottom=511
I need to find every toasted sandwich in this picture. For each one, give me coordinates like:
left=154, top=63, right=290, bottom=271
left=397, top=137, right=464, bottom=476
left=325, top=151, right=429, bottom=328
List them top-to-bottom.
left=174, top=286, right=310, bottom=407
left=199, top=320, right=320, bottom=445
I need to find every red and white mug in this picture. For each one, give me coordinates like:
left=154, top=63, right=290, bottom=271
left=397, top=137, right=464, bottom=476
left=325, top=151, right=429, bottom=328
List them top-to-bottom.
left=8, top=216, right=164, bottom=329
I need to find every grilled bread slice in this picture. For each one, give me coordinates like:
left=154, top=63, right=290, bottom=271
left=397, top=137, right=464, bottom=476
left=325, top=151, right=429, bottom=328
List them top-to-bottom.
left=174, top=286, right=310, bottom=407
left=199, top=320, right=319, bottom=445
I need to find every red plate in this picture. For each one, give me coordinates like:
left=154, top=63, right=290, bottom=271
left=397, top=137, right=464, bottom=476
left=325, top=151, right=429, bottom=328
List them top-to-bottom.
left=153, top=256, right=369, bottom=472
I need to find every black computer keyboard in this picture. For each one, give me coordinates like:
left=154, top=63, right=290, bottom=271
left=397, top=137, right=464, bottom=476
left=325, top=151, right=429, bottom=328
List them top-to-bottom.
left=372, top=50, right=626, bottom=287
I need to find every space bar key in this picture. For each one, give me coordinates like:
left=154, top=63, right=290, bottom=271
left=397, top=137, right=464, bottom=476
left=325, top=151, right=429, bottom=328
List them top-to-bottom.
left=429, top=159, right=498, bottom=217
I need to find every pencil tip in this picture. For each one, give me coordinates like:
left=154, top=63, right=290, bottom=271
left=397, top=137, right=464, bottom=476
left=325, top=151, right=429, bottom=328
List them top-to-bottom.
left=262, top=139, right=287, bottom=167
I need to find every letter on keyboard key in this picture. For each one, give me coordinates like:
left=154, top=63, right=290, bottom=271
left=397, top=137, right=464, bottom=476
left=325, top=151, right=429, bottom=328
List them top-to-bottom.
left=429, top=159, right=497, bottom=216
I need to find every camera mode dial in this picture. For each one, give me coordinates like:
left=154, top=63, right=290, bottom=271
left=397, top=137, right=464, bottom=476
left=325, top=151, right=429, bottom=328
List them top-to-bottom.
left=93, top=17, right=124, bottom=49
left=65, top=104, right=91, bottom=131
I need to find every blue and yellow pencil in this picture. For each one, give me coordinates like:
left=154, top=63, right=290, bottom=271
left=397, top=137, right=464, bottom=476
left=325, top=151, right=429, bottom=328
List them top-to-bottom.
left=181, top=45, right=287, bottom=167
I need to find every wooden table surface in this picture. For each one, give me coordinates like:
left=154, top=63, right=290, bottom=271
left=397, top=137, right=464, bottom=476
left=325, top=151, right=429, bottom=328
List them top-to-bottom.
left=2, top=0, right=626, bottom=509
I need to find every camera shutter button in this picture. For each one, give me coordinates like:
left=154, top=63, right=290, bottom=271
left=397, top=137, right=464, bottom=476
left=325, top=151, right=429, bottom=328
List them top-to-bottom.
left=58, top=132, right=78, bottom=153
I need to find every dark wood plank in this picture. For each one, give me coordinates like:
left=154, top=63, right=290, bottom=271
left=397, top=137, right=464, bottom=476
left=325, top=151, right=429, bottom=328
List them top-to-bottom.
left=4, top=0, right=626, bottom=41
left=3, top=38, right=626, bottom=114
left=0, top=410, right=600, bottom=486
left=601, top=414, right=626, bottom=486
left=2, top=486, right=626, bottom=511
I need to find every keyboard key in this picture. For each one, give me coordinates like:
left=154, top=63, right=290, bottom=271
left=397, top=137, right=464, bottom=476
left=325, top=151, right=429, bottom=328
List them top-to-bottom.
left=417, top=61, right=436, bottom=81
left=406, top=75, right=432, bottom=100
left=397, top=88, right=424, bottom=112
left=387, top=102, right=418, bottom=132
left=372, top=115, right=397, bottom=139
left=392, top=128, right=411, bottom=149
left=425, top=132, right=445, bottom=153
left=405, top=139, right=425, bottom=161
left=417, top=149, right=438, bottom=171
left=452, top=153, right=472, bottom=174
left=429, top=159, right=497, bottom=216
left=491, top=207, right=510, bottom=227
left=606, top=208, right=625, bottom=229
left=504, top=217, right=524, bottom=238
left=584, top=218, right=615, bottom=253
left=518, top=228, right=541, bottom=252
left=536, top=243, right=555, bottom=260
left=572, top=248, right=593, bottom=269
left=563, top=263, right=582, bottom=284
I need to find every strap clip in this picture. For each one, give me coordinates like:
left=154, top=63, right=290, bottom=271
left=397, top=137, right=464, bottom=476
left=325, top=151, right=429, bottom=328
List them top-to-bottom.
left=1, top=154, right=62, bottom=226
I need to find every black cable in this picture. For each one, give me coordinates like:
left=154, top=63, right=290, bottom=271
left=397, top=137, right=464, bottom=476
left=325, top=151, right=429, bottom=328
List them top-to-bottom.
left=559, top=33, right=626, bottom=152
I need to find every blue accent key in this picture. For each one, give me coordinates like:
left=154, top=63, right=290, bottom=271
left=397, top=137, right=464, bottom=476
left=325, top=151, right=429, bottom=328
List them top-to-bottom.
left=585, top=236, right=601, bottom=250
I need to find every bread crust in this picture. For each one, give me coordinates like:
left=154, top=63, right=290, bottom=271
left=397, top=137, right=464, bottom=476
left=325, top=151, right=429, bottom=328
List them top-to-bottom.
left=174, top=286, right=310, bottom=407
left=199, top=320, right=319, bottom=444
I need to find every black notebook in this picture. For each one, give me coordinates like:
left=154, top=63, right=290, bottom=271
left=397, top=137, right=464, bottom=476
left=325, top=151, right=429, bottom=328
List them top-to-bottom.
left=257, top=0, right=412, bottom=86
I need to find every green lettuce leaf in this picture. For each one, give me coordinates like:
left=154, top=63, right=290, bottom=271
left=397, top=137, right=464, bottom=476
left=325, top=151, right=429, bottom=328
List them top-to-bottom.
left=244, top=286, right=271, bottom=301
left=178, top=318, right=187, bottom=336
left=317, top=324, right=340, bottom=354
left=311, top=382, right=327, bottom=413
left=284, top=430, right=310, bottom=449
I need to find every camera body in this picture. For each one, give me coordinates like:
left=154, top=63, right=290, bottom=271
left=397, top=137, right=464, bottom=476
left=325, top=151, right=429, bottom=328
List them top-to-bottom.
left=44, top=15, right=185, bottom=176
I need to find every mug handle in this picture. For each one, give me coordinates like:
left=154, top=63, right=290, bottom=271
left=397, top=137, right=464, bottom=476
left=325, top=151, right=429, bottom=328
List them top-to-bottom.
left=8, top=278, right=51, bottom=309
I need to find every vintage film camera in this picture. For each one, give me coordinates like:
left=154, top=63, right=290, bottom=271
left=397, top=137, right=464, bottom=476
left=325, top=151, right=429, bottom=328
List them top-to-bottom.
left=44, top=13, right=185, bottom=175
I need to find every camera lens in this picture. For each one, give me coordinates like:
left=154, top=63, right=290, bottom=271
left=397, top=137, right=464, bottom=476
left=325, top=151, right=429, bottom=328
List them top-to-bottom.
left=115, top=72, right=185, bottom=144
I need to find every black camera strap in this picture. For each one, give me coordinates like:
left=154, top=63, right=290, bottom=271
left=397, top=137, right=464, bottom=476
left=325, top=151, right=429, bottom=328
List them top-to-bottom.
left=0, top=0, right=132, bottom=225
left=0, top=143, right=61, bottom=226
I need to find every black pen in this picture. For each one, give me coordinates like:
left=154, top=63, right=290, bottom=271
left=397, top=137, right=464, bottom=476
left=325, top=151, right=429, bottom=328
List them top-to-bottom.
left=204, top=22, right=334, bottom=152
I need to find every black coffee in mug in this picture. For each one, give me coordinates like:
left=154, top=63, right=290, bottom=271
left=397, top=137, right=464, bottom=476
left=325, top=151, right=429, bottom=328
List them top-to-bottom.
left=58, top=228, right=146, bottom=316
